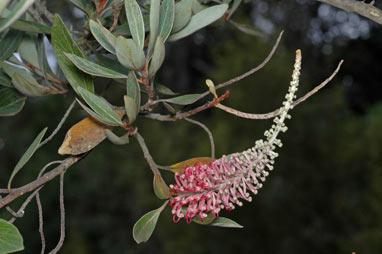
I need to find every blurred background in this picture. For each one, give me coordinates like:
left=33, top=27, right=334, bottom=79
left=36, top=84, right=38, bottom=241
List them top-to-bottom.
left=1, top=0, right=382, bottom=253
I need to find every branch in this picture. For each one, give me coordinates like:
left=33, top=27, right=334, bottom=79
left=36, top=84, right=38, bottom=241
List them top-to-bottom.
left=317, top=0, right=382, bottom=24
left=215, top=60, right=344, bottom=119
left=185, top=118, right=215, bottom=160
left=134, top=132, right=161, bottom=175
left=0, top=156, right=82, bottom=208
left=8, top=187, right=43, bottom=224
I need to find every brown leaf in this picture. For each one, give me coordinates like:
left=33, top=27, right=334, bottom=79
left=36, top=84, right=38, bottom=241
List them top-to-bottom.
left=58, top=109, right=124, bottom=155
left=169, top=157, right=212, bottom=173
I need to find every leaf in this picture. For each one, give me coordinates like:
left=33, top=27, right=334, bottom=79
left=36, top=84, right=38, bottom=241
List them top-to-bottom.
left=0, top=0, right=37, bottom=33
left=0, top=0, right=11, bottom=16
left=67, top=0, right=94, bottom=15
left=125, top=0, right=145, bottom=48
left=148, top=0, right=160, bottom=53
left=158, top=0, right=175, bottom=42
left=172, top=0, right=192, bottom=33
left=191, top=0, right=207, bottom=14
left=227, top=0, right=241, bottom=20
left=168, top=4, right=228, bottom=41
left=51, top=14, right=94, bottom=93
left=113, top=14, right=150, bottom=36
left=5, top=19, right=51, bottom=34
left=89, top=19, right=117, bottom=54
left=229, top=20, right=265, bottom=37
left=0, top=29, right=24, bottom=61
left=18, top=34, right=40, bottom=68
left=36, top=34, right=53, bottom=85
left=115, top=36, right=145, bottom=71
left=148, top=36, right=165, bottom=78
left=65, top=53, right=128, bottom=78
left=95, top=54, right=130, bottom=76
left=0, top=61, right=29, bottom=79
left=0, top=69, right=12, bottom=87
left=126, top=71, right=140, bottom=113
left=12, top=72, right=48, bottom=97
left=205, top=79, right=217, bottom=98
left=156, top=83, right=178, bottom=95
left=0, top=87, right=26, bottom=116
left=77, top=87, right=123, bottom=126
left=164, top=93, right=202, bottom=105
left=124, top=95, right=138, bottom=124
left=58, top=110, right=125, bottom=155
left=8, top=127, right=47, bottom=190
left=104, top=129, right=130, bottom=145
left=169, top=157, right=212, bottom=173
left=153, top=173, right=171, bottom=199
left=133, top=201, right=168, bottom=244
left=192, top=212, right=215, bottom=225
left=210, top=217, right=243, bottom=228
left=0, top=218, right=24, bottom=253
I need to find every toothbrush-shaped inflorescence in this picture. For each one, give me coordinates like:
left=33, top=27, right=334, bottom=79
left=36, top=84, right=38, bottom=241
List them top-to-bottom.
left=169, top=50, right=302, bottom=224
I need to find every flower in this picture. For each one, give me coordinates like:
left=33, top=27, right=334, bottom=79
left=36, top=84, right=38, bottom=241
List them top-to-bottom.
left=169, top=50, right=302, bottom=224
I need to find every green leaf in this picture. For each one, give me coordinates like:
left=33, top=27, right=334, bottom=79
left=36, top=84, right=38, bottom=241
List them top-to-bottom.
left=0, top=0, right=37, bottom=33
left=0, top=0, right=11, bottom=16
left=125, top=0, right=145, bottom=49
left=148, top=0, right=160, bottom=53
left=158, top=0, right=175, bottom=42
left=172, top=0, right=192, bottom=33
left=191, top=0, right=207, bottom=14
left=227, top=0, right=241, bottom=20
left=168, top=4, right=228, bottom=41
left=51, top=14, right=94, bottom=93
left=5, top=19, right=51, bottom=34
left=89, top=19, right=117, bottom=54
left=229, top=20, right=265, bottom=37
left=0, top=29, right=24, bottom=61
left=18, top=34, right=40, bottom=68
left=36, top=34, right=53, bottom=85
left=115, top=36, right=145, bottom=71
left=148, top=36, right=165, bottom=78
left=65, top=53, right=128, bottom=78
left=95, top=54, right=130, bottom=76
left=0, top=69, right=12, bottom=87
left=126, top=71, right=140, bottom=113
left=12, top=72, right=47, bottom=97
left=156, top=83, right=178, bottom=95
left=0, top=87, right=26, bottom=116
left=77, top=87, right=123, bottom=126
left=164, top=93, right=202, bottom=105
left=124, top=95, right=138, bottom=124
left=76, top=98, right=118, bottom=126
left=8, top=127, right=47, bottom=190
left=104, top=129, right=129, bottom=145
left=153, top=173, right=171, bottom=199
left=133, top=201, right=168, bottom=244
left=192, top=212, right=215, bottom=225
left=210, top=217, right=243, bottom=228
left=0, top=218, right=24, bottom=253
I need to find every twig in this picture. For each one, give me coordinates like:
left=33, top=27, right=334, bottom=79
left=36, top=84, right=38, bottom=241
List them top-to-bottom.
left=34, top=0, right=55, bottom=24
left=317, top=0, right=382, bottom=25
left=109, top=3, right=123, bottom=32
left=215, top=60, right=344, bottom=119
left=145, top=90, right=230, bottom=121
left=38, top=100, right=76, bottom=149
left=185, top=118, right=215, bottom=160
left=134, top=132, right=161, bottom=175
left=0, top=156, right=82, bottom=208
left=48, top=172, right=66, bottom=254
left=8, top=187, right=43, bottom=224
left=36, top=192, right=46, bottom=254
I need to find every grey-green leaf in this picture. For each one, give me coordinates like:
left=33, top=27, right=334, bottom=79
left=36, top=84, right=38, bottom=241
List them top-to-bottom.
left=0, top=0, right=37, bottom=33
left=0, top=0, right=11, bottom=16
left=125, top=0, right=145, bottom=49
left=148, top=0, right=160, bottom=53
left=159, top=0, right=175, bottom=42
left=172, top=0, right=192, bottom=33
left=191, top=0, right=207, bottom=14
left=227, top=0, right=242, bottom=20
left=168, top=4, right=228, bottom=41
left=51, top=14, right=94, bottom=93
left=4, top=18, right=51, bottom=34
left=89, top=19, right=117, bottom=54
left=229, top=20, right=265, bottom=37
left=0, top=29, right=24, bottom=61
left=18, top=34, right=40, bottom=68
left=115, top=36, right=145, bottom=71
left=148, top=36, right=165, bottom=78
left=65, top=53, right=128, bottom=78
left=95, top=54, right=130, bottom=75
left=0, top=69, right=12, bottom=87
left=126, top=71, right=140, bottom=112
left=12, top=72, right=47, bottom=97
left=156, top=83, right=178, bottom=95
left=0, top=87, right=26, bottom=116
left=77, top=87, right=123, bottom=126
left=164, top=93, right=202, bottom=105
left=124, top=95, right=138, bottom=124
left=76, top=98, right=120, bottom=126
left=7, top=127, right=47, bottom=190
left=104, top=129, right=129, bottom=145
left=133, top=201, right=168, bottom=244
left=210, top=217, right=243, bottom=228
left=0, top=219, right=24, bottom=253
